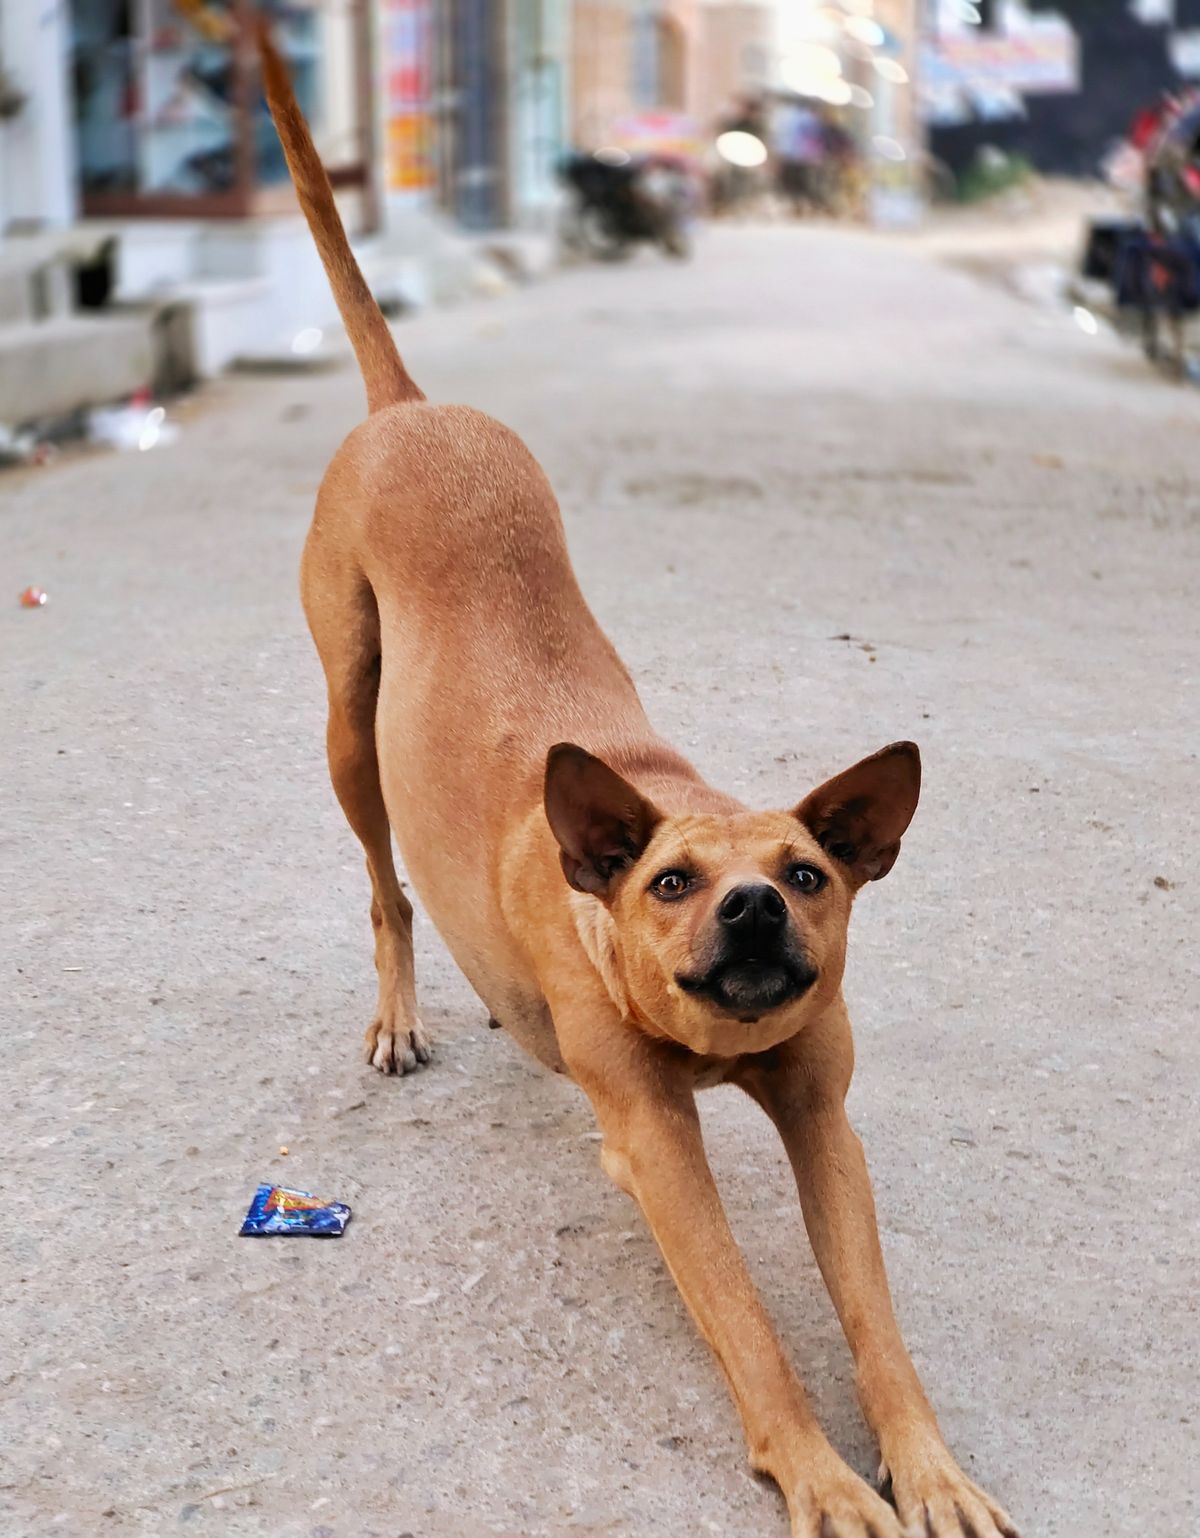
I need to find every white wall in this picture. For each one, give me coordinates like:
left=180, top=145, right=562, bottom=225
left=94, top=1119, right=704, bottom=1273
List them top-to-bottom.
left=0, top=0, right=76, bottom=234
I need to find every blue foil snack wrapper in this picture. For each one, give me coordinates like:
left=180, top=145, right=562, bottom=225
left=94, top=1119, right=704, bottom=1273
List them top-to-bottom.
left=239, top=1184, right=351, bottom=1237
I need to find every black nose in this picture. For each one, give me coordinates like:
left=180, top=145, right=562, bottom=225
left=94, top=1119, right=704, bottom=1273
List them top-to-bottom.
left=717, top=883, right=787, bottom=944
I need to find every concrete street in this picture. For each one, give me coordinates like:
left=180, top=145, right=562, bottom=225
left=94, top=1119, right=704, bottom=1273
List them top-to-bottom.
left=3, top=222, right=1197, bottom=1538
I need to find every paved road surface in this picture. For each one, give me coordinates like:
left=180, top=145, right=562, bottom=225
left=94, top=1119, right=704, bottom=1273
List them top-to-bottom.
left=3, top=224, right=1197, bottom=1538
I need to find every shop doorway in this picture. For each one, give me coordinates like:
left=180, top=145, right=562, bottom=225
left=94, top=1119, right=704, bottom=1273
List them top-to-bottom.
left=70, top=0, right=377, bottom=224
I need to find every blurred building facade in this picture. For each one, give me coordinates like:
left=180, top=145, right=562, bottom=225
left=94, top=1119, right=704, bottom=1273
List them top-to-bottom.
left=0, top=0, right=780, bottom=238
left=571, top=0, right=776, bottom=152
left=920, top=0, right=1200, bottom=179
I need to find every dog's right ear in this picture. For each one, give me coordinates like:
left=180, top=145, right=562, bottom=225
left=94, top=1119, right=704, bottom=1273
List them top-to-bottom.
left=544, top=744, right=662, bottom=898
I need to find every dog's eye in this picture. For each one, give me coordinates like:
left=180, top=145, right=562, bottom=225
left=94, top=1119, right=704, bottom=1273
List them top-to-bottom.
left=787, top=863, right=826, bottom=894
left=651, top=869, right=692, bottom=900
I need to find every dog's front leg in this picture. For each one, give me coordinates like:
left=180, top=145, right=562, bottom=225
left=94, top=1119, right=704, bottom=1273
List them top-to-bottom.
left=741, top=1007, right=1018, bottom=1538
left=562, top=1020, right=906, bottom=1538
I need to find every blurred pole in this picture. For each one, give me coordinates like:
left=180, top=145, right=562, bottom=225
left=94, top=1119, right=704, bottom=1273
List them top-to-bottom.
left=354, top=0, right=382, bottom=235
left=378, top=0, right=436, bottom=221
left=431, top=0, right=455, bottom=216
left=455, top=0, right=504, bottom=227
left=509, top=0, right=566, bottom=228
left=633, top=0, right=659, bottom=109
left=868, top=0, right=926, bottom=225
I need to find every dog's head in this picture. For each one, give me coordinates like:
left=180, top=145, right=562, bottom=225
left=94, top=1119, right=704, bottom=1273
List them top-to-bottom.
left=544, top=741, right=920, bottom=1057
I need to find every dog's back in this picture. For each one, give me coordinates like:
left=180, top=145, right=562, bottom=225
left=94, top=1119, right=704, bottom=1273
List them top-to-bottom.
left=308, top=396, right=644, bottom=816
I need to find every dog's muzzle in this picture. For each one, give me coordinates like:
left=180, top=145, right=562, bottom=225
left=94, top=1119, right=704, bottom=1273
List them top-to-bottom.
left=675, top=882, right=817, bottom=1017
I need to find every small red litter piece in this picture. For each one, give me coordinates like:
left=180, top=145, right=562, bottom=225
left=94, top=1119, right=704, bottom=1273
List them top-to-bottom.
left=19, top=587, right=48, bottom=608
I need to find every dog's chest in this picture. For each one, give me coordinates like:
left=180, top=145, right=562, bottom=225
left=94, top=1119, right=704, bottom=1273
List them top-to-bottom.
left=488, top=990, right=567, bottom=1076
left=691, top=1055, right=742, bottom=1091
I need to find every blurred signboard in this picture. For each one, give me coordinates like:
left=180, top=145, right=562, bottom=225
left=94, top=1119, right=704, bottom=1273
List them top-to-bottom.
left=382, top=0, right=434, bottom=191
left=920, top=17, right=1078, bottom=125
left=921, top=22, right=1079, bottom=95
left=612, top=111, right=703, bottom=160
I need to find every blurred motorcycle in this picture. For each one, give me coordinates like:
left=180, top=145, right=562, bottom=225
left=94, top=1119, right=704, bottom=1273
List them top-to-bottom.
left=1082, top=91, right=1200, bottom=375
left=1136, top=96, right=1200, bottom=367
left=559, top=150, right=694, bottom=261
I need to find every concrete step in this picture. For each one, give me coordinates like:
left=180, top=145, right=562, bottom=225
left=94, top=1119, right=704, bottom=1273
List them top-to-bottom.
left=0, top=207, right=551, bottom=414
left=0, top=268, right=34, bottom=325
left=164, top=275, right=275, bottom=377
left=0, top=312, right=156, bottom=427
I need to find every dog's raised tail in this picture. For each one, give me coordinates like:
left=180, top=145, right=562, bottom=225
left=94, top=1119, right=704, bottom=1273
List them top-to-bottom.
left=257, top=18, right=421, bottom=412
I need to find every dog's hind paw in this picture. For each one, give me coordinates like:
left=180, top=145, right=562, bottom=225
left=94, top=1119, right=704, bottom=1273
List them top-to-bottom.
left=365, top=1013, right=432, bottom=1075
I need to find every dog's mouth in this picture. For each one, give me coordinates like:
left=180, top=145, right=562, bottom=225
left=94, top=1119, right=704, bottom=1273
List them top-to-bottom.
left=676, top=955, right=817, bottom=1018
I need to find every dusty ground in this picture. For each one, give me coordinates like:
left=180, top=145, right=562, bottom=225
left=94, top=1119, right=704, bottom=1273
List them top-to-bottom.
left=3, top=222, right=1197, bottom=1538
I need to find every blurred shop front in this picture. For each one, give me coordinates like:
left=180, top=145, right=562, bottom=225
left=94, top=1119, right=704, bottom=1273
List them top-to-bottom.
left=1, top=0, right=568, bottom=391
left=57, top=0, right=383, bottom=373
left=71, top=0, right=376, bottom=226
left=383, top=0, right=568, bottom=234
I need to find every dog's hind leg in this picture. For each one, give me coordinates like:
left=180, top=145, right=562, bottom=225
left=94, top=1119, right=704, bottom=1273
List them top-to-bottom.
left=301, top=531, right=431, bottom=1075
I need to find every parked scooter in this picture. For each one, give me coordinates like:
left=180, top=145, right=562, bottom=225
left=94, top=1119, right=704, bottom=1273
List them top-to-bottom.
left=1081, top=90, right=1200, bottom=376
left=559, top=150, right=694, bottom=261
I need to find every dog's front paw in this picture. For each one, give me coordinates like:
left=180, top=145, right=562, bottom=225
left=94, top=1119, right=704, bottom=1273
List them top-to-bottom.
left=364, top=1011, right=432, bottom=1075
left=880, top=1444, right=1018, bottom=1538
left=790, top=1455, right=911, bottom=1538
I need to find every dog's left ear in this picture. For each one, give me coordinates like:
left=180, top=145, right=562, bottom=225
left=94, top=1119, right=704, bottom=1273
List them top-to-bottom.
left=794, top=741, right=921, bottom=886
left=544, top=743, right=662, bottom=897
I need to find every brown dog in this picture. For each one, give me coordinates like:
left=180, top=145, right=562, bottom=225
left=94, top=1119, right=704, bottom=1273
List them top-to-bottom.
left=260, top=30, right=1017, bottom=1538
